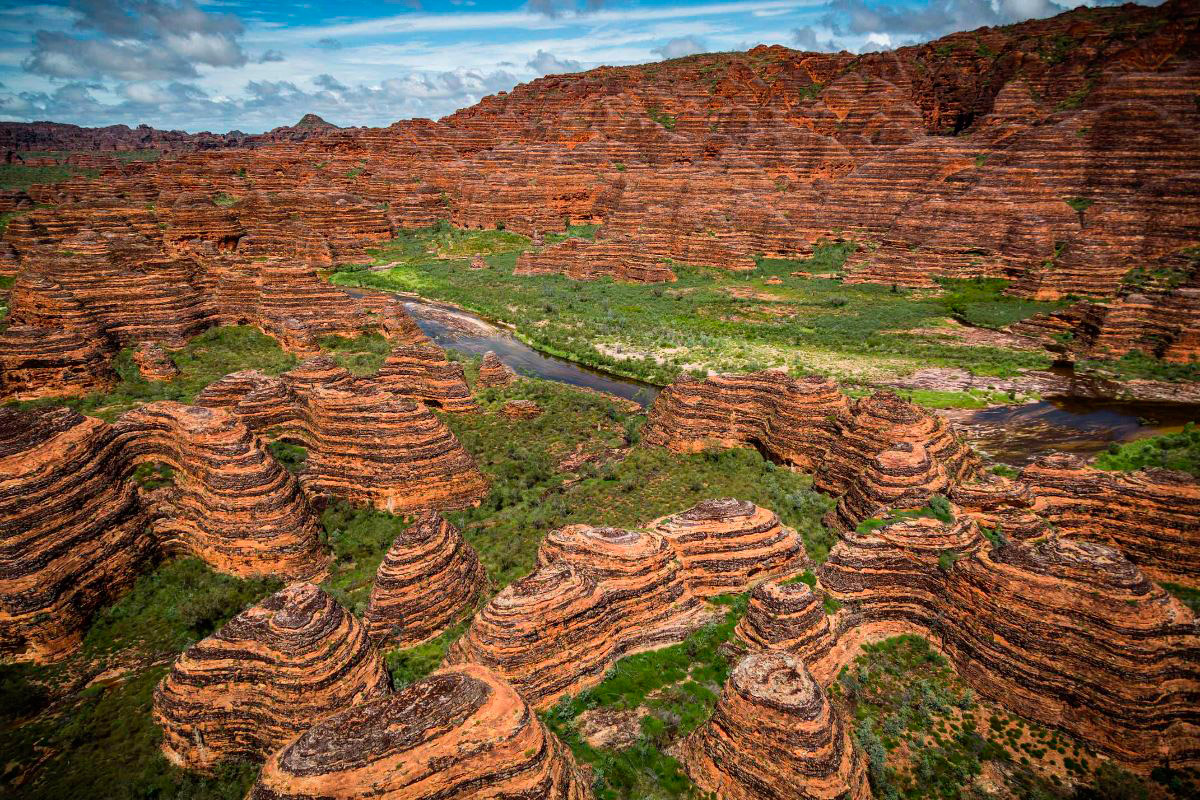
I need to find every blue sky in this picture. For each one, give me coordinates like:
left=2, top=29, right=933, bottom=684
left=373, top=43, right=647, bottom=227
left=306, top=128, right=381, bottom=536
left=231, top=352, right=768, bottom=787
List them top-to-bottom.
left=0, top=0, right=1148, bottom=133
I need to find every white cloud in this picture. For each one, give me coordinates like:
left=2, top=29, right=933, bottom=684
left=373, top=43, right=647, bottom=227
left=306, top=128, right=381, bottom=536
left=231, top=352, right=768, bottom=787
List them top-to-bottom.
left=652, top=36, right=708, bottom=59
left=526, top=49, right=582, bottom=73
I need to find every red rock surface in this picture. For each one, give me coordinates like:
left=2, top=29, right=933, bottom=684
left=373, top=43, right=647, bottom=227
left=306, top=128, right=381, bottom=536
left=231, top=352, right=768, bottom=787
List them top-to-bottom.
left=131, top=342, right=179, bottom=382
left=375, top=343, right=477, bottom=412
left=475, top=350, right=515, bottom=388
left=195, top=357, right=489, bottom=513
left=501, top=398, right=543, bottom=419
left=114, top=402, right=329, bottom=580
left=0, top=407, right=151, bottom=662
left=363, top=512, right=488, bottom=648
left=154, top=583, right=390, bottom=771
left=682, top=651, right=870, bottom=800
left=247, top=663, right=593, bottom=799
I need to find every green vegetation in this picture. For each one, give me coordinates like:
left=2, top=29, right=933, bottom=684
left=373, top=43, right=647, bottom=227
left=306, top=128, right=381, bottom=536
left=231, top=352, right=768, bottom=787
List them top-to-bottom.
left=647, top=107, right=678, bottom=130
left=0, top=163, right=98, bottom=190
left=213, top=192, right=239, bottom=207
left=1064, top=196, right=1094, bottom=214
left=332, top=226, right=1061, bottom=388
left=6, top=325, right=298, bottom=421
left=318, top=331, right=391, bottom=374
left=1076, top=350, right=1200, bottom=384
left=1094, top=423, right=1200, bottom=477
left=855, top=495, right=955, bottom=534
left=319, top=501, right=413, bottom=616
left=0, top=558, right=279, bottom=800
left=1161, top=583, right=1200, bottom=614
left=542, top=594, right=747, bottom=799
left=838, top=635, right=1161, bottom=800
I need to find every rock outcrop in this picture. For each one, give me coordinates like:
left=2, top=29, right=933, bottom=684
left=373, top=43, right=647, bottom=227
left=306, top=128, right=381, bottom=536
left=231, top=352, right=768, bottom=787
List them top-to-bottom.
left=131, top=341, right=179, bottom=381
left=375, top=344, right=477, bottom=412
left=475, top=350, right=515, bottom=388
left=196, top=358, right=489, bottom=513
left=642, top=371, right=851, bottom=471
left=502, top=398, right=542, bottom=419
left=113, top=402, right=329, bottom=580
left=0, top=407, right=150, bottom=662
left=650, top=498, right=809, bottom=597
left=363, top=512, right=488, bottom=647
left=449, top=524, right=714, bottom=707
left=733, top=579, right=840, bottom=684
left=154, top=583, right=390, bottom=771
left=682, top=651, right=870, bottom=800
left=247, top=663, right=593, bottom=800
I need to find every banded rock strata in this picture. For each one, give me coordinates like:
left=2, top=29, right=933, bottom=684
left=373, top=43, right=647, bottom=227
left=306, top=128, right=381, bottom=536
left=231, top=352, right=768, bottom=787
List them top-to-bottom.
left=475, top=350, right=516, bottom=388
left=363, top=512, right=488, bottom=648
left=154, top=583, right=390, bottom=771
left=682, top=651, right=870, bottom=800
left=247, top=663, right=593, bottom=800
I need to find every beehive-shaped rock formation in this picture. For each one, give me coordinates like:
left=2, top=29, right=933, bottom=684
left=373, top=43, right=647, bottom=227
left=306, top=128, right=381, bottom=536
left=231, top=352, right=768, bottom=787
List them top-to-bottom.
left=378, top=300, right=430, bottom=346
left=0, top=323, right=116, bottom=401
left=131, top=341, right=179, bottom=381
left=375, top=343, right=477, bottom=412
left=475, top=350, right=515, bottom=388
left=196, top=360, right=488, bottom=514
left=642, top=371, right=851, bottom=471
left=813, top=390, right=980, bottom=496
left=502, top=398, right=542, bottom=418
left=113, top=402, right=329, bottom=580
left=0, top=407, right=150, bottom=662
left=823, top=442, right=952, bottom=534
left=1022, top=453, right=1200, bottom=584
left=650, top=499, right=808, bottom=597
left=363, top=512, right=488, bottom=647
left=816, top=514, right=1200, bottom=769
left=449, top=524, right=713, bottom=707
left=733, top=579, right=840, bottom=684
left=154, top=583, right=390, bottom=772
left=682, top=651, right=870, bottom=800
left=247, top=663, right=593, bottom=800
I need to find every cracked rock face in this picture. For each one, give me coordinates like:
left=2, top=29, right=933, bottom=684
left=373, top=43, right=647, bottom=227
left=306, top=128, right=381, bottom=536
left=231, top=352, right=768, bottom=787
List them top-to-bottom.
left=154, top=583, right=390, bottom=772
left=247, top=663, right=593, bottom=800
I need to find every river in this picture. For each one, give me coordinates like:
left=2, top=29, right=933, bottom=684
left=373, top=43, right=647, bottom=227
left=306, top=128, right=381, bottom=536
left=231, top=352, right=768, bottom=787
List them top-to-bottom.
left=400, top=297, right=1195, bottom=466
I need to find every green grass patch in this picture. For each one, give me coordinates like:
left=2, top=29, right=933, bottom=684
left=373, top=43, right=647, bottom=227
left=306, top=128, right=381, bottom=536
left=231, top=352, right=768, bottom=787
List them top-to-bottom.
left=0, top=163, right=98, bottom=190
left=318, top=331, right=391, bottom=375
left=1076, top=351, right=1200, bottom=384
left=1093, top=423, right=1200, bottom=476
left=1161, top=583, right=1200, bottom=614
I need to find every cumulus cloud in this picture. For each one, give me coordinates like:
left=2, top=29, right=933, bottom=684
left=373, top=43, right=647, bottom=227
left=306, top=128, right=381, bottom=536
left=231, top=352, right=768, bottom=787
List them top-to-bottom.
left=24, top=0, right=247, bottom=81
left=821, top=0, right=1071, bottom=43
left=791, top=26, right=839, bottom=52
left=652, top=36, right=707, bottom=60
left=315, top=37, right=343, bottom=50
left=258, top=49, right=285, bottom=63
left=526, top=50, right=581, bottom=74
left=0, top=67, right=521, bottom=132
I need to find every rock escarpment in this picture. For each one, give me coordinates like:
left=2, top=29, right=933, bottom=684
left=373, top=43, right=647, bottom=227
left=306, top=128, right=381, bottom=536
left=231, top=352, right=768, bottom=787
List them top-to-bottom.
left=131, top=341, right=179, bottom=381
left=196, top=358, right=488, bottom=513
left=113, top=402, right=329, bottom=580
left=0, top=407, right=151, bottom=662
left=363, top=512, right=488, bottom=647
left=733, top=579, right=840, bottom=684
left=154, top=583, right=390, bottom=771
left=682, top=651, right=870, bottom=800
left=247, top=663, right=593, bottom=800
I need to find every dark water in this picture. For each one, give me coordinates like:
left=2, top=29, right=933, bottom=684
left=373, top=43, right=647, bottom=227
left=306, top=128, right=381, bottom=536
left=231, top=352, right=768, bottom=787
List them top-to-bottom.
left=395, top=295, right=1196, bottom=462
left=401, top=298, right=659, bottom=407
left=943, top=400, right=1196, bottom=465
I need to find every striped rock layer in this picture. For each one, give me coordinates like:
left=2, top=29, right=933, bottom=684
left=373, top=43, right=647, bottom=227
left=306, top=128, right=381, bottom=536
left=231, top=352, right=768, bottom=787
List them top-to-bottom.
left=378, top=300, right=430, bottom=346
left=131, top=341, right=179, bottom=381
left=375, top=343, right=478, bottom=412
left=475, top=350, right=515, bottom=388
left=196, top=358, right=489, bottom=514
left=642, top=371, right=851, bottom=471
left=113, top=402, right=329, bottom=580
left=0, top=407, right=151, bottom=662
left=823, top=441, right=952, bottom=534
left=1021, top=453, right=1200, bottom=585
left=650, top=498, right=810, bottom=597
left=450, top=503, right=806, bottom=707
left=363, top=512, right=488, bottom=648
left=792, top=514, right=1200, bottom=769
left=733, top=580, right=840, bottom=685
left=154, top=583, right=391, bottom=772
left=682, top=651, right=870, bottom=800
left=247, top=663, right=593, bottom=800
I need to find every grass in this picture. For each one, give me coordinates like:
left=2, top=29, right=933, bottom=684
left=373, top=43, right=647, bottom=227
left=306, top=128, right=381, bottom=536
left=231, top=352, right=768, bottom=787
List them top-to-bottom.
left=0, top=163, right=98, bottom=190
left=331, top=225, right=1062, bottom=387
left=5, top=325, right=298, bottom=421
left=318, top=332, right=392, bottom=374
left=1076, top=351, right=1200, bottom=384
left=1093, top=422, right=1199, bottom=476
left=0, top=558, right=279, bottom=800
left=1161, top=583, right=1200, bottom=613
left=542, top=594, right=748, bottom=799
left=836, top=635, right=1167, bottom=800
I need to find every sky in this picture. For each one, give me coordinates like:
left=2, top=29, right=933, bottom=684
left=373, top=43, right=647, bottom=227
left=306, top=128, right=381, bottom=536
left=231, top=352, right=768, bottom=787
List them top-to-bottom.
left=0, top=0, right=1153, bottom=133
